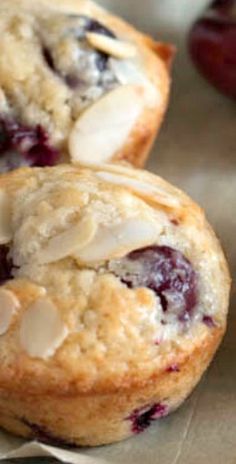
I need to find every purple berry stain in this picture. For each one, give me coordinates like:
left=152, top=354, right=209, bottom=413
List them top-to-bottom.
left=0, top=119, right=59, bottom=170
left=112, top=246, right=198, bottom=322
left=202, top=315, right=216, bottom=328
left=155, top=339, right=161, bottom=345
left=167, top=364, right=180, bottom=373
left=127, top=403, right=167, bottom=434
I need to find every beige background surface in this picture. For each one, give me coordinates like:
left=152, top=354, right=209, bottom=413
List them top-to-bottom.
left=1, top=1, right=236, bottom=463
left=96, top=1, right=236, bottom=462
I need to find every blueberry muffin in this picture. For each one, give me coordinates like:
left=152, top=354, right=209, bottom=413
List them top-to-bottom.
left=0, top=0, right=173, bottom=172
left=0, top=164, right=230, bottom=446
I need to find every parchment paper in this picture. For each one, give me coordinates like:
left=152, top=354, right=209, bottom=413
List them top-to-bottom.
left=1, top=1, right=235, bottom=462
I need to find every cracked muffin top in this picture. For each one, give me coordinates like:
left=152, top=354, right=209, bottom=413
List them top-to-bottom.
left=0, top=0, right=171, bottom=170
left=0, top=164, right=229, bottom=394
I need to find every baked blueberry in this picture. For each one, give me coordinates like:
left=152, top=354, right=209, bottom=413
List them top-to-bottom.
left=111, top=246, right=198, bottom=323
left=127, top=403, right=167, bottom=434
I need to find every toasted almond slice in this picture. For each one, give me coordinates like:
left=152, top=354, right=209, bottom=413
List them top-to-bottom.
left=86, top=32, right=137, bottom=59
left=110, top=58, right=161, bottom=108
left=69, top=85, right=144, bottom=166
left=0, top=88, right=8, bottom=112
left=96, top=171, right=179, bottom=208
left=0, top=190, right=12, bottom=244
left=36, top=216, right=97, bottom=265
left=75, top=217, right=157, bottom=264
left=0, top=289, right=20, bottom=335
left=20, top=298, right=68, bottom=359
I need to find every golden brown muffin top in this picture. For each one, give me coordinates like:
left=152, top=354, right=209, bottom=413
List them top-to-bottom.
left=0, top=164, right=230, bottom=394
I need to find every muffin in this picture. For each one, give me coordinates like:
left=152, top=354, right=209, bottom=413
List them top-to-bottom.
left=0, top=0, right=173, bottom=172
left=0, top=163, right=230, bottom=446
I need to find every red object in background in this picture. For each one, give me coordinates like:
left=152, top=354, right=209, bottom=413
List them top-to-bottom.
left=188, top=0, right=236, bottom=99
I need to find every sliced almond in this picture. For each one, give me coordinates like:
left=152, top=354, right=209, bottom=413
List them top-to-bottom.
left=86, top=32, right=136, bottom=59
left=110, top=58, right=161, bottom=108
left=69, top=85, right=144, bottom=166
left=0, top=88, right=9, bottom=112
left=96, top=171, right=180, bottom=208
left=0, top=190, right=12, bottom=244
left=36, top=216, right=97, bottom=265
left=75, top=217, right=157, bottom=264
left=0, top=289, right=20, bottom=335
left=20, top=298, right=68, bottom=359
